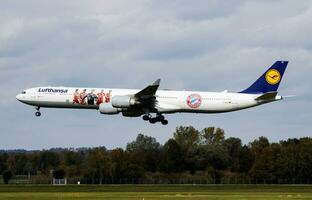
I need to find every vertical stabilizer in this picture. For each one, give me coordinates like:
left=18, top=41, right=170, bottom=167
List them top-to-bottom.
left=240, top=61, right=288, bottom=94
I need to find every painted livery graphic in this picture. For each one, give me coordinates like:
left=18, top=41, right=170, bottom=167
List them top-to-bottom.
left=265, top=69, right=281, bottom=85
left=39, top=88, right=68, bottom=93
left=73, top=89, right=112, bottom=105
left=96, top=90, right=105, bottom=105
left=186, top=94, right=202, bottom=108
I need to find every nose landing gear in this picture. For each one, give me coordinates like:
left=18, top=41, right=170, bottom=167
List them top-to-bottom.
left=35, top=107, right=41, bottom=117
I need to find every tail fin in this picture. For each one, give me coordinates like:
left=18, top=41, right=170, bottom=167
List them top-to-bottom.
left=240, top=61, right=288, bottom=94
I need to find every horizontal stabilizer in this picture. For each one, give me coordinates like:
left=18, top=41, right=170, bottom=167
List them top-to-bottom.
left=255, top=91, right=278, bottom=102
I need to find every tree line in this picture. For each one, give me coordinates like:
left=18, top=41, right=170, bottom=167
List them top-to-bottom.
left=1, top=126, right=312, bottom=184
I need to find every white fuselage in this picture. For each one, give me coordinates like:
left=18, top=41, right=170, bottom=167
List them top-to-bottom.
left=16, top=87, right=280, bottom=116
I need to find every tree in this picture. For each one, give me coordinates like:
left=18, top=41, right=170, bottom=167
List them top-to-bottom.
left=1, top=126, right=312, bottom=185
left=173, top=126, right=201, bottom=173
left=174, top=126, right=200, bottom=149
left=195, top=127, right=229, bottom=174
left=201, top=127, right=225, bottom=146
left=126, top=134, right=161, bottom=172
left=250, top=136, right=270, bottom=158
left=224, top=137, right=243, bottom=172
left=249, top=137, right=275, bottom=182
left=273, top=138, right=312, bottom=182
left=296, top=138, right=312, bottom=181
left=159, top=139, right=183, bottom=173
left=197, top=143, right=230, bottom=171
left=238, top=145, right=254, bottom=173
left=249, top=147, right=274, bottom=182
left=84, top=148, right=112, bottom=184
left=111, top=148, right=130, bottom=179
left=64, top=150, right=84, bottom=177
left=38, top=151, right=60, bottom=172
left=64, top=151, right=84, bottom=166
left=0, top=153, right=8, bottom=174
left=7, top=154, right=28, bottom=175
left=123, top=164, right=145, bottom=182
left=53, top=169, right=66, bottom=179
left=2, top=170, right=13, bottom=184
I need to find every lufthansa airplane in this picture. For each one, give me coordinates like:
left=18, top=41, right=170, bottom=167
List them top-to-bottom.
left=16, top=61, right=288, bottom=125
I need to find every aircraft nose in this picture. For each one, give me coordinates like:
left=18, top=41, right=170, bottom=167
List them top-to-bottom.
left=16, top=94, right=22, bottom=101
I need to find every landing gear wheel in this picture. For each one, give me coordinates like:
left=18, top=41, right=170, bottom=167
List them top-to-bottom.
left=35, top=106, right=41, bottom=117
left=143, top=115, right=150, bottom=121
left=158, top=115, right=165, bottom=121
left=149, top=118, right=157, bottom=124
left=161, top=120, right=168, bottom=125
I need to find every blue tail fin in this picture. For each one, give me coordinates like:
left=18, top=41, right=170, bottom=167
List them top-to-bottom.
left=240, top=61, right=288, bottom=94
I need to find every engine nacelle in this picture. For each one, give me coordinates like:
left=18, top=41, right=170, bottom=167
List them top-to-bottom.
left=111, top=95, right=136, bottom=108
left=99, top=103, right=120, bottom=115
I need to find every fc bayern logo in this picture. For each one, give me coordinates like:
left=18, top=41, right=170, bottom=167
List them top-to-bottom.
left=186, top=94, right=202, bottom=108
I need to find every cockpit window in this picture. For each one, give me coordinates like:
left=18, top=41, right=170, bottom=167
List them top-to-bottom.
left=22, top=91, right=26, bottom=94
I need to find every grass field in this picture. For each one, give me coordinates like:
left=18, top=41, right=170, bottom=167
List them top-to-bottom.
left=0, top=184, right=312, bottom=200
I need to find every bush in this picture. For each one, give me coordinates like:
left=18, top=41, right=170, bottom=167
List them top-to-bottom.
left=53, top=169, right=66, bottom=179
left=2, top=170, right=13, bottom=184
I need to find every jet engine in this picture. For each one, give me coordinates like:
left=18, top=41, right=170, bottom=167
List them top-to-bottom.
left=111, top=95, right=137, bottom=108
left=99, top=103, right=120, bottom=115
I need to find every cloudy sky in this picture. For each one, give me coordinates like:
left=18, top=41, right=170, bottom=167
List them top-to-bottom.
left=1, top=0, right=311, bottom=150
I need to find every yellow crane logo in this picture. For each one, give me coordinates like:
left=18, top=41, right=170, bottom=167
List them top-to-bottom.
left=265, top=69, right=281, bottom=85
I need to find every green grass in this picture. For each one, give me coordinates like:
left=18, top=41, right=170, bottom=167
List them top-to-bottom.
left=0, top=184, right=312, bottom=200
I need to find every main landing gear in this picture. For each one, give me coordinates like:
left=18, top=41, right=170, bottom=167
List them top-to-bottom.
left=35, top=107, right=41, bottom=117
left=142, top=114, right=168, bottom=125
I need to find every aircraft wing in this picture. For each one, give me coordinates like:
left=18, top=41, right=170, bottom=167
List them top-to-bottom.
left=134, top=79, right=160, bottom=100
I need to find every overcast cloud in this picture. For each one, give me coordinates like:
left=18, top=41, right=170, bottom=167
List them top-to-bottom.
left=0, top=0, right=311, bottom=150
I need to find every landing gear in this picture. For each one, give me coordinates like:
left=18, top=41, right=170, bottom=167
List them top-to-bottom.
left=35, top=107, right=41, bottom=117
left=144, top=113, right=168, bottom=125
left=142, top=115, right=150, bottom=121
left=158, top=115, right=165, bottom=121
left=149, top=118, right=157, bottom=124
left=161, top=119, right=168, bottom=125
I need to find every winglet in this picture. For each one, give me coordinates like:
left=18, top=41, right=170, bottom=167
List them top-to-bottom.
left=135, top=79, right=161, bottom=99
left=153, top=79, right=161, bottom=86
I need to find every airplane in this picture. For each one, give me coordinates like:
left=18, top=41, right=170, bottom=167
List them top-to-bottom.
left=16, top=61, right=288, bottom=125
